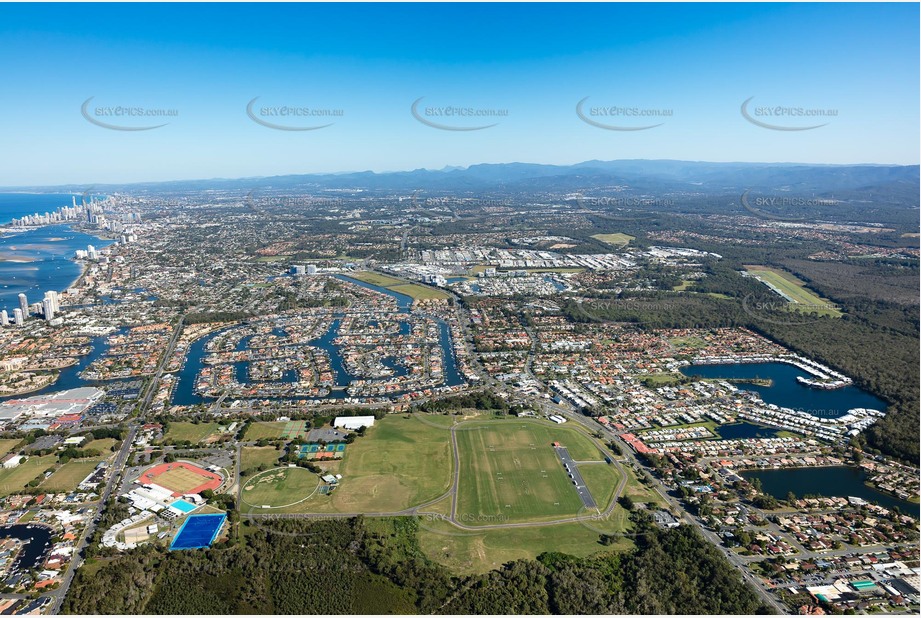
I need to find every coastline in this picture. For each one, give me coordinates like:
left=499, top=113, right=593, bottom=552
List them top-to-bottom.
left=0, top=222, right=112, bottom=306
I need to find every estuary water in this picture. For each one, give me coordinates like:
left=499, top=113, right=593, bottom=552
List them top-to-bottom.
left=1, top=193, right=113, bottom=315
left=679, top=361, right=886, bottom=419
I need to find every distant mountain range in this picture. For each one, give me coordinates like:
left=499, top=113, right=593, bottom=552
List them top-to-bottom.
left=4, top=159, right=919, bottom=205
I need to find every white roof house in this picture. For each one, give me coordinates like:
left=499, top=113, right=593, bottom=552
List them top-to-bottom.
left=333, top=416, right=375, bottom=430
left=1, top=454, right=25, bottom=468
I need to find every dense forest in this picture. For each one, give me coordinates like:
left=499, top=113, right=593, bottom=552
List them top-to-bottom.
left=63, top=513, right=770, bottom=615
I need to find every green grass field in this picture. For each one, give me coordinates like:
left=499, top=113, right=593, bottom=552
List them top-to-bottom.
left=592, top=233, right=635, bottom=247
left=744, top=266, right=842, bottom=317
left=347, top=271, right=450, bottom=301
left=348, top=271, right=405, bottom=287
left=388, top=283, right=450, bottom=300
left=669, top=335, right=708, bottom=349
left=640, top=372, right=686, bottom=387
left=273, top=415, right=453, bottom=514
left=243, top=421, right=289, bottom=441
left=454, top=421, right=603, bottom=524
left=164, top=422, right=219, bottom=444
left=87, top=438, right=119, bottom=453
left=0, top=439, right=22, bottom=457
left=241, top=446, right=282, bottom=475
left=0, top=455, right=56, bottom=496
left=39, top=460, right=100, bottom=493
left=578, top=462, right=623, bottom=510
left=619, top=464, right=668, bottom=508
left=240, top=467, right=319, bottom=509
left=416, top=515, right=631, bottom=574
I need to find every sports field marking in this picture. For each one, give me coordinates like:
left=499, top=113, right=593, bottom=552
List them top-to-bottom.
left=592, top=232, right=635, bottom=247
left=455, top=422, right=588, bottom=524
left=139, top=462, right=222, bottom=496
left=240, top=467, right=321, bottom=509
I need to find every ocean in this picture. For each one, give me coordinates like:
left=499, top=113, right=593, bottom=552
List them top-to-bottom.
left=0, top=192, right=83, bottom=224
left=0, top=193, right=112, bottom=314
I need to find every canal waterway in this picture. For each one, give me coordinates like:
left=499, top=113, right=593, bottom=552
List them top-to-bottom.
left=679, top=361, right=886, bottom=419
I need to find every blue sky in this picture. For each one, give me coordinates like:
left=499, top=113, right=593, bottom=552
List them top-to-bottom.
left=0, top=2, right=917, bottom=185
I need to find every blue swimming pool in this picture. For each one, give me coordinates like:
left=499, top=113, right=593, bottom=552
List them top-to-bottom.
left=170, top=499, right=197, bottom=514
left=170, top=513, right=226, bottom=550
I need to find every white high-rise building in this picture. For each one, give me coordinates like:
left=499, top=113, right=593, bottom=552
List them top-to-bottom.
left=43, top=291, right=59, bottom=314
left=18, top=293, right=28, bottom=318
left=42, top=298, right=55, bottom=321
left=13, top=308, right=23, bottom=326
left=0, top=310, right=8, bottom=326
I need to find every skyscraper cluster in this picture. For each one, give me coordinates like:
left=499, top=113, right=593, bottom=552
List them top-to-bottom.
left=2, top=290, right=62, bottom=326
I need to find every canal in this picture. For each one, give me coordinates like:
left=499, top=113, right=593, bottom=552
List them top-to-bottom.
left=170, top=275, right=464, bottom=405
left=0, top=327, right=128, bottom=403
left=679, top=361, right=887, bottom=419
left=741, top=466, right=918, bottom=515
left=0, top=523, right=54, bottom=573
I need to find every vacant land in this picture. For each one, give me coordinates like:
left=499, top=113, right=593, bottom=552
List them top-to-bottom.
left=592, top=232, right=635, bottom=247
left=744, top=266, right=842, bottom=317
left=517, top=267, right=585, bottom=274
left=348, top=271, right=450, bottom=301
left=348, top=271, right=405, bottom=287
left=388, top=283, right=450, bottom=300
left=669, top=335, right=708, bottom=349
left=281, top=415, right=453, bottom=514
left=243, top=421, right=289, bottom=441
left=454, top=421, right=601, bottom=524
left=164, top=422, right=219, bottom=444
left=86, top=438, right=119, bottom=453
left=0, top=439, right=22, bottom=457
left=241, top=446, right=282, bottom=475
left=0, top=455, right=56, bottom=496
left=39, top=460, right=99, bottom=493
left=619, top=463, right=668, bottom=508
left=240, top=467, right=319, bottom=509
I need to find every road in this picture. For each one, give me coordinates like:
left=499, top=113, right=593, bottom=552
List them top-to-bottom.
left=48, top=317, right=184, bottom=612
left=513, top=324, right=788, bottom=613
left=245, top=415, right=629, bottom=534
left=48, top=423, right=139, bottom=614
left=600, top=424, right=788, bottom=614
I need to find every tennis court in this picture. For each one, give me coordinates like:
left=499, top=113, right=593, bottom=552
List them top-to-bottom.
left=281, top=421, right=309, bottom=439
left=298, top=443, right=346, bottom=460
left=170, top=513, right=227, bottom=550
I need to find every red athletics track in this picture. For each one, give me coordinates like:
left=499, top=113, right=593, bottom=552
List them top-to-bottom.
left=138, top=462, right=223, bottom=497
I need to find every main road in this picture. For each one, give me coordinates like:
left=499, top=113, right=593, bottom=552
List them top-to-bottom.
left=48, top=316, right=184, bottom=613
left=48, top=423, right=139, bottom=614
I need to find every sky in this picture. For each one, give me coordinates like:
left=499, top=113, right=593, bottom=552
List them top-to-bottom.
left=0, top=2, right=918, bottom=186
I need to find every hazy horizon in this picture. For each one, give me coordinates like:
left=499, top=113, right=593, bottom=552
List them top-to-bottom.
left=0, top=2, right=918, bottom=185
left=1, top=156, right=918, bottom=191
